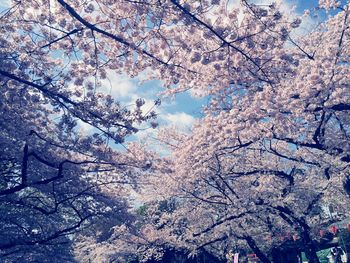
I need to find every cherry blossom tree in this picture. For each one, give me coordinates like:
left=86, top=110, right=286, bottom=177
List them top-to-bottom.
left=0, top=0, right=159, bottom=260
left=1, top=0, right=350, bottom=262
left=134, top=1, right=350, bottom=263
left=0, top=84, right=153, bottom=261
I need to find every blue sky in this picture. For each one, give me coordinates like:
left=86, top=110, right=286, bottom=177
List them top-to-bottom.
left=95, top=71, right=208, bottom=134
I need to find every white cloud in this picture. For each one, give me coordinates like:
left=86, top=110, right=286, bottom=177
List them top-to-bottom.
left=0, top=0, right=12, bottom=8
left=227, top=0, right=245, bottom=25
left=246, top=0, right=320, bottom=39
left=248, top=0, right=297, bottom=13
left=292, top=14, right=319, bottom=38
left=100, top=71, right=137, bottom=99
left=187, top=87, right=209, bottom=98
left=127, top=94, right=159, bottom=116
left=131, top=112, right=195, bottom=146
left=162, top=112, right=195, bottom=130
left=76, top=119, right=95, bottom=134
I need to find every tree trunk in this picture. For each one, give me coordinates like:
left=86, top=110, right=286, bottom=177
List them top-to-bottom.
left=301, top=231, right=320, bottom=263
left=244, top=235, right=271, bottom=263
left=271, top=247, right=281, bottom=263
left=304, top=247, right=319, bottom=263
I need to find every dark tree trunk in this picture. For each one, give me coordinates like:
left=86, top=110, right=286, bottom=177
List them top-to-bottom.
left=273, top=206, right=319, bottom=263
left=301, top=231, right=320, bottom=263
left=244, top=235, right=271, bottom=263
left=271, top=247, right=281, bottom=263
left=304, top=247, right=319, bottom=263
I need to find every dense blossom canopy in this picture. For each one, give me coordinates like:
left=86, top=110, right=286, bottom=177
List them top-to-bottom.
left=0, top=0, right=350, bottom=262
